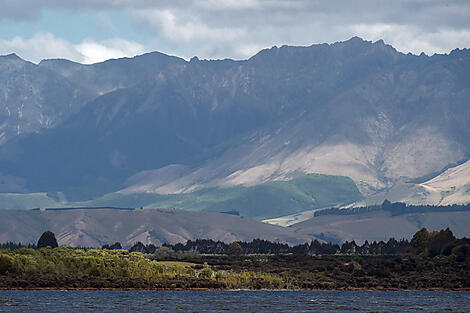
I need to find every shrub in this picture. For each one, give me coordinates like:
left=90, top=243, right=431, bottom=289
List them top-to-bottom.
left=227, top=242, right=243, bottom=256
left=451, top=244, right=469, bottom=262
left=153, top=247, right=177, bottom=260
left=0, top=255, right=14, bottom=275
left=198, top=267, right=213, bottom=279
left=352, top=268, right=366, bottom=277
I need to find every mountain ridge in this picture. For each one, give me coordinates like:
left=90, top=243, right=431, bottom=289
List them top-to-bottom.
left=0, top=37, right=469, bottom=213
left=0, top=208, right=315, bottom=247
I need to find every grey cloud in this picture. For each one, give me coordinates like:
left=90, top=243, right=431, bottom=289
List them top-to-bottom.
left=0, top=0, right=44, bottom=20
left=1, top=0, right=469, bottom=60
left=2, top=0, right=469, bottom=27
left=125, top=0, right=470, bottom=59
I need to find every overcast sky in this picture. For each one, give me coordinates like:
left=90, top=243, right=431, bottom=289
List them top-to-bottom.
left=0, top=0, right=469, bottom=64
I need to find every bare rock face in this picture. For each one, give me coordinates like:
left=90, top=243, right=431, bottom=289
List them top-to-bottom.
left=0, top=51, right=185, bottom=147
left=0, top=54, right=90, bottom=145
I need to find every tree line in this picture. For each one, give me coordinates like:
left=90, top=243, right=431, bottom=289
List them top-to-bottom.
left=315, top=200, right=470, bottom=217
left=1, top=227, right=468, bottom=261
left=126, top=227, right=469, bottom=261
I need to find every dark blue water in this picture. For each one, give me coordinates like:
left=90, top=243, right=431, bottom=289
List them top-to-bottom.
left=0, top=290, right=469, bottom=312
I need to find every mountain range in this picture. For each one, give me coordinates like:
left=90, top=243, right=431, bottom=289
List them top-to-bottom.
left=0, top=37, right=469, bottom=223
left=2, top=205, right=469, bottom=247
left=0, top=208, right=313, bottom=248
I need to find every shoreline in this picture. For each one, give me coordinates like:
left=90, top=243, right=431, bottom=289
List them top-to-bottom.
left=1, top=287, right=470, bottom=291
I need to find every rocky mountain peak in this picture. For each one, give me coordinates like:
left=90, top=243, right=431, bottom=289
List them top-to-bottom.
left=0, top=39, right=468, bottom=208
left=0, top=53, right=23, bottom=61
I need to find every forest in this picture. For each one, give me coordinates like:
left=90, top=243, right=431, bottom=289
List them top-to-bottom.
left=314, top=200, right=470, bottom=217
left=129, top=227, right=469, bottom=259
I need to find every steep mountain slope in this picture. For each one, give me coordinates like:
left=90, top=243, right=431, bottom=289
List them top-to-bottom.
left=0, top=37, right=469, bottom=210
left=123, top=45, right=470, bottom=197
left=0, top=51, right=185, bottom=148
left=38, top=51, right=186, bottom=98
left=0, top=52, right=186, bottom=196
left=0, top=54, right=92, bottom=145
left=335, top=158, right=470, bottom=209
left=418, top=159, right=470, bottom=205
left=0, top=208, right=315, bottom=247
left=291, top=209, right=470, bottom=244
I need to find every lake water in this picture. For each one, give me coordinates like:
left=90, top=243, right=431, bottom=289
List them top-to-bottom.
left=0, top=290, right=469, bottom=312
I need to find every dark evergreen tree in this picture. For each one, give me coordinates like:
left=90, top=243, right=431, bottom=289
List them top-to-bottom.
left=411, top=227, right=429, bottom=254
left=427, top=228, right=456, bottom=257
left=37, top=231, right=58, bottom=248
left=309, top=240, right=323, bottom=255
left=341, top=241, right=358, bottom=254
left=0, top=242, right=36, bottom=250
left=102, top=242, right=122, bottom=250
left=130, top=242, right=146, bottom=253
left=227, top=242, right=243, bottom=255
left=292, top=242, right=309, bottom=254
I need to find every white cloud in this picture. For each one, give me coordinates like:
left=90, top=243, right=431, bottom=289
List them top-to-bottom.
left=125, top=0, right=470, bottom=60
left=197, top=0, right=262, bottom=10
left=0, top=1, right=469, bottom=61
left=135, top=9, right=245, bottom=44
left=95, top=13, right=118, bottom=32
left=350, top=24, right=470, bottom=55
left=0, top=33, right=145, bottom=64
left=0, top=33, right=82, bottom=62
left=76, top=38, right=145, bottom=64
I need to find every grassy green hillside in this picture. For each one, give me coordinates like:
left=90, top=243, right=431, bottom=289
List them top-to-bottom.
left=77, top=174, right=362, bottom=220
left=0, top=193, right=59, bottom=210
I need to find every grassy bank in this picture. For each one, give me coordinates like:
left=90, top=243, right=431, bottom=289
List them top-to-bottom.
left=0, top=247, right=468, bottom=290
left=0, top=248, right=283, bottom=290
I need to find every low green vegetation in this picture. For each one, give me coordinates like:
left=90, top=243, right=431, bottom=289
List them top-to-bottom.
left=75, top=173, right=362, bottom=219
left=0, top=228, right=468, bottom=290
left=0, top=244, right=468, bottom=290
left=0, top=248, right=284, bottom=289
left=180, top=253, right=470, bottom=290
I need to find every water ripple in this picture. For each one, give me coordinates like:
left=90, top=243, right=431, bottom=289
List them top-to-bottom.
left=0, top=290, right=469, bottom=312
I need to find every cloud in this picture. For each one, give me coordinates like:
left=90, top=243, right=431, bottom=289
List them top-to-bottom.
left=0, top=0, right=469, bottom=60
left=127, top=0, right=470, bottom=59
left=196, top=0, right=262, bottom=10
left=135, top=9, right=245, bottom=45
left=94, top=13, right=118, bottom=32
left=349, top=24, right=470, bottom=55
left=0, top=33, right=145, bottom=64
left=0, top=33, right=82, bottom=62
left=75, top=38, right=145, bottom=64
